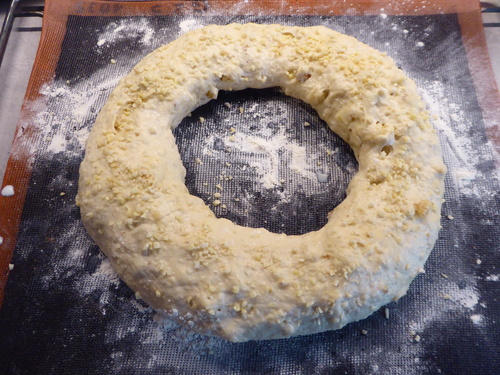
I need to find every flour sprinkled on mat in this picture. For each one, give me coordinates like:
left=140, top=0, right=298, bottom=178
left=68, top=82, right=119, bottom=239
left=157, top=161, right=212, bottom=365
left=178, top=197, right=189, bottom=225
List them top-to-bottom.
left=96, top=18, right=154, bottom=48
left=179, top=19, right=203, bottom=35
left=420, top=80, right=500, bottom=197
left=200, top=100, right=333, bottom=191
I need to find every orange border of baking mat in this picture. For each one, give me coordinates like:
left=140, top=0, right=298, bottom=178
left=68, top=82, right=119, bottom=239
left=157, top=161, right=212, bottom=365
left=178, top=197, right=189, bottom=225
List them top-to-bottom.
left=0, top=0, right=498, bottom=305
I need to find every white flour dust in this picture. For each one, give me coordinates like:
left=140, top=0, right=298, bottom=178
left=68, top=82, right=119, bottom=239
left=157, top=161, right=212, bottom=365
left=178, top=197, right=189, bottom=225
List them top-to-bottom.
left=96, top=18, right=155, bottom=49
left=178, top=19, right=203, bottom=35
left=34, top=68, right=122, bottom=157
left=419, top=79, right=500, bottom=198
left=200, top=102, right=332, bottom=191
left=485, top=274, right=500, bottom=282
left=470, top=314, right=484, bottom=325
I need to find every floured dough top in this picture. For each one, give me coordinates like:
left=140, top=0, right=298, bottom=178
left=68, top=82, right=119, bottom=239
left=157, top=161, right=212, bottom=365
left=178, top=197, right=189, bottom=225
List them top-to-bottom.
left=77, top=23, right=446, bottom=342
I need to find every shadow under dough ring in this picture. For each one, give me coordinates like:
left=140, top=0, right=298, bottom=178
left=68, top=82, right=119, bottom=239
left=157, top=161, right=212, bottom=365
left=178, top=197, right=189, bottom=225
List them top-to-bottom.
left=77, top=23, right=446, bottom=342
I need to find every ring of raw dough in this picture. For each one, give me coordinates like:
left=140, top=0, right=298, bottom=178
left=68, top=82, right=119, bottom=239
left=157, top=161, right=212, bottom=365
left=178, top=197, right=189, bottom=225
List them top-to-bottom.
left=77, top=23, right=446, bottom=342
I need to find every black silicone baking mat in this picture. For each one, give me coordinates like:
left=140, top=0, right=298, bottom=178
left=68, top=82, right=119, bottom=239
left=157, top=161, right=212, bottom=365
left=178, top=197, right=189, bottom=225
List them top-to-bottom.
left=0, top=0, right=499, bottom=374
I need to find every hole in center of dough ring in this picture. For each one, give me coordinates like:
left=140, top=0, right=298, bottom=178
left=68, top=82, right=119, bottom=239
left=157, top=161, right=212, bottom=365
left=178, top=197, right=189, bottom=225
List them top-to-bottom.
left=173, top=87, right=358, bottom=236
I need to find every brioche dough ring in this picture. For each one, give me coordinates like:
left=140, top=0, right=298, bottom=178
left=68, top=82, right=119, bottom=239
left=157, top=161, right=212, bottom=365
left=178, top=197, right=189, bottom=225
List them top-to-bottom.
left=77, top=23, right=446, bottom=342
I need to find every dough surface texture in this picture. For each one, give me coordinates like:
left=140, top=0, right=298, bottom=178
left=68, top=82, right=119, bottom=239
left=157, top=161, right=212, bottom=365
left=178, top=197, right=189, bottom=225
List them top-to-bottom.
left=77, top=23, right=446, bottom=342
